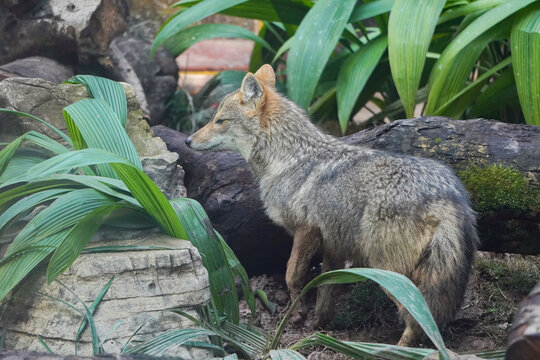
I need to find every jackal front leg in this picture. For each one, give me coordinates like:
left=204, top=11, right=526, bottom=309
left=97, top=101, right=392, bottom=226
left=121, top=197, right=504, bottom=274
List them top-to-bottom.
left=285, top=226, right=321, bottom=323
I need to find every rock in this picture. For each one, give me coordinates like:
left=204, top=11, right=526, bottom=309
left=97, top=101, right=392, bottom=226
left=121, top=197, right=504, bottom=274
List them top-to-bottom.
left=0, top=0, right=128, bottom=65
left=106, top=34, right=178, bottom=125
left=0, top=57, right=74, bottom=83
left=0, top=77, right=187, bottom=196
left=0, top=78, right=88, bottom=144
left=142, top=152, right=187, bottom=199
left=1, top=234, right=211, bottom=359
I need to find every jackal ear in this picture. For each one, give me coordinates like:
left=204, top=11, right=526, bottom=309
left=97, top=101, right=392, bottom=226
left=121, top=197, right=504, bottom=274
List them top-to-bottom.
left=254, top=64, right=275, bottom=88
left=240, top=73, right=263, bottom=103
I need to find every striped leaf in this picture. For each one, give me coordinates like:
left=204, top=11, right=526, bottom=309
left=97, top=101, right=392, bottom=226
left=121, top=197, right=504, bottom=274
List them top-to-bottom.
left=151, top=0, right=248, bottom=57
left=286, top=0, right=357, bottom=109
left=388, top=0, right=446, bottom=117
left=511, top=3, right=540, bottom=125
left=163, top=24, right=274, bottom=57
left=337, top=35, right=388, bottom=133
left=67, top=75, right=128, bottom=127
left=47, top=204, right=119, bottom=282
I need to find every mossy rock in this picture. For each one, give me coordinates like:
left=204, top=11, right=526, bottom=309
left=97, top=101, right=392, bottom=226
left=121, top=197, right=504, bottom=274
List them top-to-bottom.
left=458, top=164, right=540, bottom=213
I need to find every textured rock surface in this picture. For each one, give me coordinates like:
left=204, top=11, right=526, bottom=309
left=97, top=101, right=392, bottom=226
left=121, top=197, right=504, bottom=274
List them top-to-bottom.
left=0, top=0, right=128, bottom=64
left=107, top=34, right=178, bottom=125
left=0, top=57, right=74, bottom=83
left=142, top=152, right=187, bottom=199
left=1, top=235, right=211, bottom=359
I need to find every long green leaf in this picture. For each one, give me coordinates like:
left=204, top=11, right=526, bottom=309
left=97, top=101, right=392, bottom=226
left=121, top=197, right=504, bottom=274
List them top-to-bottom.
left=151, top=0, right=248, bottom=57
left=171, top=0, right=311, bottom=24
left=286, top=0, right=357, bottom=109
left=349, top=0, right=394, bottom=23
left=388, top=0, right=446, bottom=117
left=425, top=0, right=536, bottom=115
left=438, top=0, right=506, bottom=25
left=511, top=3, right=540, bottom=125
left=425, top=20, right=510, bottom=115
left=163, top=24, right=274, bottom=57
left=337, top=35, right=388, bottom=134
left=433, top=56, right=512, bottom=117
left=468, top=67, right=517, bottom=118
left=67, top=75, right=128, bottom=127
left=63, top=98, right=142, bottom=176
left=0, top=109, right=73, bottom=146
left=111, top=163, right=188, bottom=240
left=0, top=188, right=71, bottom=233
left=7, top=189, right=115, bottom=256
left=170, top=198, right=239, bottom=323
left=47, top=204, right=119, bottom=282
left=0, top=231, right=68, bottom=302
left=270, top=268, right=450, bottom=360
left=76, top=277, right=115, bottom=343
left=125, top=328, right=217, bottom=356
left=292, top=333, right=437, bottom=360
left=269, top=349, right=307, bottom=360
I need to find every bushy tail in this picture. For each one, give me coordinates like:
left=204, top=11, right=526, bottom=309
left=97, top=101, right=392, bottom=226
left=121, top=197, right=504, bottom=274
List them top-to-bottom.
left=398, top=209, right=478, bottom=346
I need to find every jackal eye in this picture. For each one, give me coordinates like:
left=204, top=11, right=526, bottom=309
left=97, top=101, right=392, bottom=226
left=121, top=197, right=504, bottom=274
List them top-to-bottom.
left=216, top=118, right=226, bottom=124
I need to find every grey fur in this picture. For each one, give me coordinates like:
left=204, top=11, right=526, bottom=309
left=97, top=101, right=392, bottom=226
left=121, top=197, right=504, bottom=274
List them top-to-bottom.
left=188, top=71, right=479, bottom=345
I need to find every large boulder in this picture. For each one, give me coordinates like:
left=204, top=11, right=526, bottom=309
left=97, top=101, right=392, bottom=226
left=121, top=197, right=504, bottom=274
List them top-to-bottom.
left=0, top=0, right=128, bottom=65
left=1, top=234, right=211, bottom=359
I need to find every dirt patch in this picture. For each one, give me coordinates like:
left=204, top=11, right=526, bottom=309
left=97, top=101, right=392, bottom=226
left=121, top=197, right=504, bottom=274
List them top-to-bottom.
left=239, top=252, right=540, bottom=356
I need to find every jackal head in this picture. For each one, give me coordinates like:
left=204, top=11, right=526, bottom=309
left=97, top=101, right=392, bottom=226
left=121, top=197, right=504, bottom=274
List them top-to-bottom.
left=185, top=64, right=276, bottom=159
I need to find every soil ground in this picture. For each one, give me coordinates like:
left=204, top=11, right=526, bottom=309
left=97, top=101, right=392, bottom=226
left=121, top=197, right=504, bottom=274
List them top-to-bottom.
left=239, top=252, right=540, bottom=359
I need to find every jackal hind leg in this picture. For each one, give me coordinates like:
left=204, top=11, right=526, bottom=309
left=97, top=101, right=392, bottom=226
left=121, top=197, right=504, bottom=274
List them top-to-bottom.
left=286, top=226, right=322, bottom=324
left=312, top=255, right=343, bottom=329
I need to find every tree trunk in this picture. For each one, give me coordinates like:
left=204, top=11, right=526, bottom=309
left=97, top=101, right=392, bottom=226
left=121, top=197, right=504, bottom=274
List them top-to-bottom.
left=152, top=117, right=540, bottom=274
left=506, top=281, right=540, bottom=360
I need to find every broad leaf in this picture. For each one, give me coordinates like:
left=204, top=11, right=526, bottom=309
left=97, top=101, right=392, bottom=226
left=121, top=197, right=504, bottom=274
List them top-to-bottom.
left=151, top=0, right=248, bottom=57
left=286, top=0, right=357, bottom=109
left=388, top=0, right=446, bottom=117
left=511, top=3, right=540, bottom=125
left=163, top=24, right=274, bottom=57
left=337, top=35, right=388, bottom=133
left=67, top=75, right=128, bottom=127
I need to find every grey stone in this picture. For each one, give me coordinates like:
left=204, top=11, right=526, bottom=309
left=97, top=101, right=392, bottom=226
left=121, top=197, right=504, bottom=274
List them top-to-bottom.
left=0, top=0, right=128, bottom=64
left=107, top=35, right=178, bottom=126
left=0, top=57, right=74, bottom=83
left=142, top=152, right=187, bottom=199
left=2, top=235, right=211, bottom=359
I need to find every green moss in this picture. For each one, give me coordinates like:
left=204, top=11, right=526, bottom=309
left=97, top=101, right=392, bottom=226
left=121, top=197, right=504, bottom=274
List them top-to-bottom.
left=434, top=137, right=442, bottom=144
left=458, top=164, right=540, bottom=212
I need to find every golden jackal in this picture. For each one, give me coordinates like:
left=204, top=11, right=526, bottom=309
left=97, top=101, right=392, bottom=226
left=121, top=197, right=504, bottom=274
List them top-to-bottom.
left=186, top=64, right=478, bottom=346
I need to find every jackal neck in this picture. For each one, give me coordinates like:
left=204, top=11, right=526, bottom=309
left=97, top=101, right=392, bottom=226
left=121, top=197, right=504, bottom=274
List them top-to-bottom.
left=247, top=97, right=348, bottom=179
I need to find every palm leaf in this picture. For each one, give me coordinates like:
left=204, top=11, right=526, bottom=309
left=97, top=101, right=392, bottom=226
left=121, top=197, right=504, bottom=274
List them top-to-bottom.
left=151, top=0, right=248, bottom=57
left=286, top=0, right=357, bottom=109
left=388, top=0, right=446, bottom=117
left=511, top=3, right=540, bottom=125
left=163, top=24, right=274, bottom=57
left=337, top=35, right=388, bottom=133
left=67, top=75, right=128, bottom=127
left=270, top=268, right=450, bottom=360
left=124, top=328, right=218, bottom=356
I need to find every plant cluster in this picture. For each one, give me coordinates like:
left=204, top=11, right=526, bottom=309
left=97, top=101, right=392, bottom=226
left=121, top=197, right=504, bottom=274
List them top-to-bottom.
left=155, top=0, right=540, bottom=132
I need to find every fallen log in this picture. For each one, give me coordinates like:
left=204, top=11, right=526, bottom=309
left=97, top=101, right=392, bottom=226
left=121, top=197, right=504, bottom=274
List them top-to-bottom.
left=153, top=117, right=540, bottom=274
left=507, top=281, right=540, bottom=360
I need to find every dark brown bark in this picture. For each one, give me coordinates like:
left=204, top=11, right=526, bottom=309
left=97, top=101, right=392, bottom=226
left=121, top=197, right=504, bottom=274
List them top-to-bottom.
left=152, top=117, right=540, bottom=273
left=507, top=281, right=540, bottom=360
